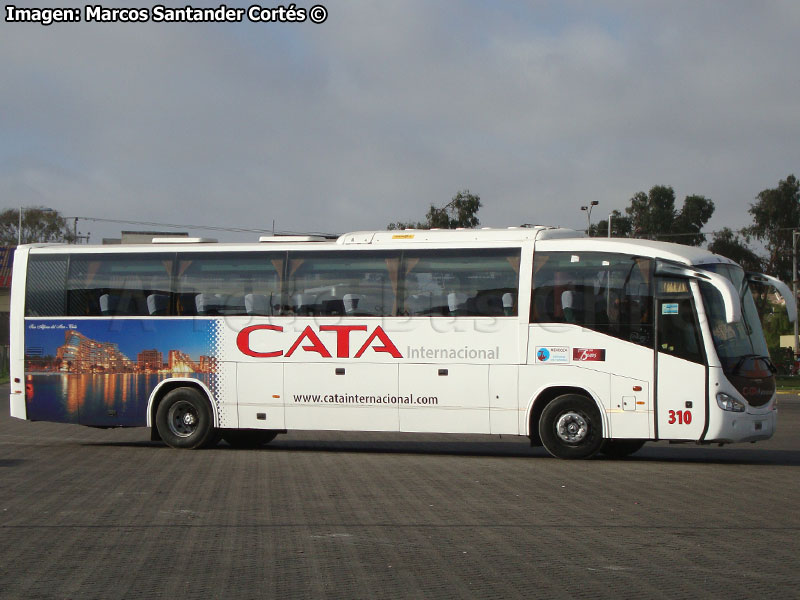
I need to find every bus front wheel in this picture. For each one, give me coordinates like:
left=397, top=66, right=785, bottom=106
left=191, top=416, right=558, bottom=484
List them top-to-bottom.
left=156, top=387, right=217, bottom=449
left=539, top=394, right=604, bottom=459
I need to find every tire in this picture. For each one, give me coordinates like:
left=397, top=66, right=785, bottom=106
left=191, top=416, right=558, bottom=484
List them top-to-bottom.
left=155, top=387, right=217, bottom=449
left=539, top=394, right=604, bottom=459
left=222, top=430, right=278, bottom=449
left=601, top=439, right=646, bottom=458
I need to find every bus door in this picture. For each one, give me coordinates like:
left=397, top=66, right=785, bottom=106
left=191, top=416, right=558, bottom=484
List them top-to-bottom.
left=655, top=278, right=706, bottom=440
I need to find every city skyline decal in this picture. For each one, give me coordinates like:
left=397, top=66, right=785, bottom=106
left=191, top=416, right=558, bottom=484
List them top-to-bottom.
left=24, top=319, right=220, bottom=427
left=26, top=329, right=217, bottom=375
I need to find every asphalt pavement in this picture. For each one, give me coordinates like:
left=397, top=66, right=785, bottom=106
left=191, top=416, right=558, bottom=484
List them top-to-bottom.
left=1, top=384, right=799, bottom=599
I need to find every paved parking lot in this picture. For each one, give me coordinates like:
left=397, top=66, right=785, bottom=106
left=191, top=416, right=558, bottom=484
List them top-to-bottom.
left=1, top=384, right=799, bottom=599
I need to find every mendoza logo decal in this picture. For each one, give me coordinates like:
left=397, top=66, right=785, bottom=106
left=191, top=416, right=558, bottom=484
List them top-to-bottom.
left=535, top=346, right=570, bottom=364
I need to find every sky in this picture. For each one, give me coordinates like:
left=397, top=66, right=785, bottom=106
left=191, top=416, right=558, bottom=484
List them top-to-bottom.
left=2, top=1, right=799, bottom=243
left=27, top=319, right=213, bottom=359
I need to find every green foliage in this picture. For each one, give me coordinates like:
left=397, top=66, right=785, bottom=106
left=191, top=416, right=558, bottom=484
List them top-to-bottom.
left=746, top=174, right=800, bottom=282
left=590, top=186, right=713, bottom=245
left=626, top=186, right=714, bottom=245
left=628, top=186, right=675, bottom=239
left=388, top=190, right=481, bottom=230
left=673, top=194, right=716, bottom=246
left=0, top=207, right=76, bottom=245
left=590, top=209, right=631, bottom=238
left=387, top=220, right=424, bottom=231
left=707, top=227, right=763, bottom=272
left=761, top=302, right=791, bottom=349
left=769, top=344, right=795, bottom=376
left=776, top=375, right=800, bottom=390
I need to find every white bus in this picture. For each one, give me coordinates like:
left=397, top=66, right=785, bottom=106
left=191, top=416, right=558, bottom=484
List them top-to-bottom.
left=9, top=226, right=795, bottom=458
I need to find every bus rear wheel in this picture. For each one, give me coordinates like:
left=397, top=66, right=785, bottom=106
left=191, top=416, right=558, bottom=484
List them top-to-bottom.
left=156, top=387, right=216, bottom=449
left=539, top=394, right=604, bottom=459
left=222, top=430, right=278, bottom=449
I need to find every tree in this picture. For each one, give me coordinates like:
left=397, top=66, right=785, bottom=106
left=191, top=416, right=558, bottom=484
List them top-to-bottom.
left=746, top=174, right=800, bottom=282
left=588, top=186, right=714, bottom=245
left=626, top=186, right=714, bottom=245
left=628, top=186, right=675, bottom=239
left=388, top=190, right=481, bottom=230
left=673, top=195, right=716, bottom=246
left=0, top=207, right=76, bottom=245
left=590, top=209, right=632, bottom=238
left=707, top=227, right=763, bottom=272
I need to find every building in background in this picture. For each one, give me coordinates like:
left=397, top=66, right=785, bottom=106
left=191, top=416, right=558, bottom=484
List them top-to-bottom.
left=56, top=331, right=134, bottom=373
left=137, top=349, right=164, bottom=372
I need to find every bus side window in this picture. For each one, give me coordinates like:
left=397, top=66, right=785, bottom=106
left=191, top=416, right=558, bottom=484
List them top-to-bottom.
left=403, top=248, right=520, bottom=317
left=286, top=251, right=400, bottom=317
left=531, top=252, right=653, bottom=348
left=175, top=253, right=284, bottom=317
left=65, top=254, right=174, bottom=317
left=25, top=255, right=68, bottom=317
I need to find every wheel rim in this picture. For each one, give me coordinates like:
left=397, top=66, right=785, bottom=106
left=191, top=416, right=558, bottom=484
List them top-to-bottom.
left=167, top=400, right=199, bottom=438
left=555, top=411, right=588, bottom=444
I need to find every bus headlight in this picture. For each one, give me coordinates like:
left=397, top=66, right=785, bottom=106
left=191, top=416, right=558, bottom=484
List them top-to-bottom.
left=716, top=392, right=745, bottom=412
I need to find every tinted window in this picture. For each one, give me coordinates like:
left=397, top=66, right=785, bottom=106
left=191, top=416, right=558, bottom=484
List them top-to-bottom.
left=402, top=249, right=519, bottom=317
left=287, top=251, right=399, bottom=316
left=176, top=252, right=284, bottom=316
left=531, top=252, right=653, bottom=348
left=66, top=254, right=174, bottom=316
left=26, top=255, right=68, bottom=316
left=698, top=264, right=769, bottom=367
left=657, top=278, right=705, bottom=364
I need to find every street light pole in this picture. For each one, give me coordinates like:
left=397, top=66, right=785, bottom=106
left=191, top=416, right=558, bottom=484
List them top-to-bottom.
left=581, top=201, right=599, bottom=235
left=608, top=213, right=613, bottom=238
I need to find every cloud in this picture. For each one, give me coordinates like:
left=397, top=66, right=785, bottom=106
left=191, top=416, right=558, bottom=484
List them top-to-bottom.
left=1, top=1, right=798, bottom=241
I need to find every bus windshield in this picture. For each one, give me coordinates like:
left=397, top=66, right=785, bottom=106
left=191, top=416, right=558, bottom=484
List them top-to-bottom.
left=698, top=263, right=770, bottom=372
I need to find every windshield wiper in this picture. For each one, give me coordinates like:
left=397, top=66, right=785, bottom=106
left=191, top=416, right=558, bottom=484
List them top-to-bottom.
left=731, top=354, right=776, bottom=376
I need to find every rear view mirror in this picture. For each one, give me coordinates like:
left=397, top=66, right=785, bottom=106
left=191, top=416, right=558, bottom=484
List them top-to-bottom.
left=746, top=272, right=797, bottom=323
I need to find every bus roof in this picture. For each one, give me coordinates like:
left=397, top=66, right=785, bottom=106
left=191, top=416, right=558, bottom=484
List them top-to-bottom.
left=20, top=225, right=583, bottom=253
left=19, top=226, right=738, bottom=267
left=335, top=226, right=581, bottom=244
left=335, top=229, right=737, bottom=267
left=535, top=236, right=738, bottom=267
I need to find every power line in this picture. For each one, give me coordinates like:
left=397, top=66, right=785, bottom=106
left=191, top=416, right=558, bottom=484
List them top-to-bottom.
left=64, top=215, right=797, bottom=242
left=66, top=216, right=339, bottom=238
left=598, top=223, right=798, bottom=240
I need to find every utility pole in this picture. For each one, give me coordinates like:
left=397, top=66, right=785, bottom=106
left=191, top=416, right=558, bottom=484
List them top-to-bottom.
left=608, top=213, right=613, bottom=238
left=794, top=229, right=799, bottom=360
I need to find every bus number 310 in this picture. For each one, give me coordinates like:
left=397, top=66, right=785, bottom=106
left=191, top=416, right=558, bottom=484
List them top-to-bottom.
left=668, top=410, right=692, bottom=425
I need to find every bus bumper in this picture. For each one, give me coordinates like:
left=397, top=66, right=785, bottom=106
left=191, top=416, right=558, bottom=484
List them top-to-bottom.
left=10, top=392, right=27, bottom=420
left=704, top=407, right=776, bottom=444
